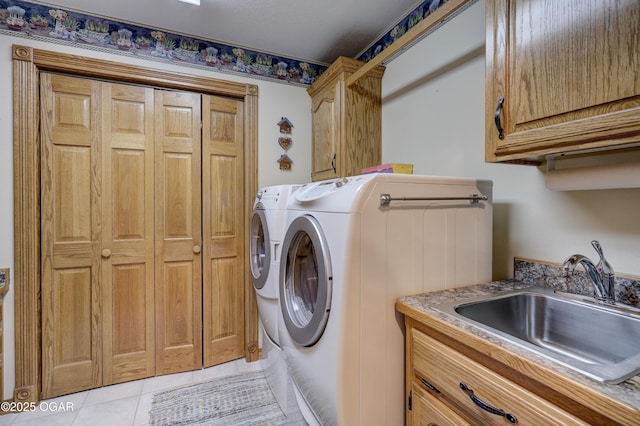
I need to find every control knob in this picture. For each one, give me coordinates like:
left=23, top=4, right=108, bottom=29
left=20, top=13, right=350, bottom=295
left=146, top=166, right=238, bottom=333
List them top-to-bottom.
left=335, top=177, right=349, bottom=188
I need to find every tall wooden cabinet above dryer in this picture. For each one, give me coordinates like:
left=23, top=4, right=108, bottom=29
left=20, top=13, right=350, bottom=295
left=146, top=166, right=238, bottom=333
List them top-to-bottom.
left=308, top=57, right=385, bottom=181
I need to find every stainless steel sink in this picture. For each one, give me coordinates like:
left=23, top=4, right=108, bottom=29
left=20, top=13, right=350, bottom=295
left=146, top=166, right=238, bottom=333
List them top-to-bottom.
left=435, top=287, right=640, bottom=383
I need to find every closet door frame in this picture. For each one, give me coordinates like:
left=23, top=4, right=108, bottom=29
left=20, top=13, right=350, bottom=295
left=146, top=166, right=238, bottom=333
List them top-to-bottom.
left=12, top=44, right=259, bottom=403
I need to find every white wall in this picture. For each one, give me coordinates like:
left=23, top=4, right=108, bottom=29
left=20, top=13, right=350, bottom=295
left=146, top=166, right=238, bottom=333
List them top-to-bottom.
left=381, top=0, right=640, bottom=280
left=0, top=34, right=312, bottom=398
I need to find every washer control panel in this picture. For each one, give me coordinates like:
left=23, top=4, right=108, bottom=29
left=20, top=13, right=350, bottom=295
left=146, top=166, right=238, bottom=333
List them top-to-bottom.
left=294, top=175, right=370, bottom=203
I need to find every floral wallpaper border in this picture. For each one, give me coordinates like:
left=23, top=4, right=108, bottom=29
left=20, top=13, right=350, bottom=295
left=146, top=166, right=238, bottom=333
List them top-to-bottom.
left=0, top=0, right=326, bottom=86
left=0, top=0, right=473, bottom=86
left=356, top=0, right=477, bottom=63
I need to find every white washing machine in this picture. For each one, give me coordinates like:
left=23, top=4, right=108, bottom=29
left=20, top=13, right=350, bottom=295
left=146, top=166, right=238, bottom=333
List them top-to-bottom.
left=278, top=173, right=493, bottom=426
left=249, top=184, right=300, bottom=414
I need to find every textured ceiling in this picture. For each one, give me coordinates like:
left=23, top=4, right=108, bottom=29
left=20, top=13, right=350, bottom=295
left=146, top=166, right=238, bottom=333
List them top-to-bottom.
left=44, top=0, right=424, bottom=64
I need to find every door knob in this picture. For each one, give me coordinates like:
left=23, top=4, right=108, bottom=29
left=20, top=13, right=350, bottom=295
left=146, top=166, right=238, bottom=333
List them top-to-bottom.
left=193, top=246, right=201, bottom=254
left=101, top=249, right=112, bottom=258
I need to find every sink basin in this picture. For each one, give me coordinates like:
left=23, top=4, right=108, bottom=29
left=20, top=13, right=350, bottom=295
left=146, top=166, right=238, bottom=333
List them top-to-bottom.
left=435, top=287, right=640, bottom=383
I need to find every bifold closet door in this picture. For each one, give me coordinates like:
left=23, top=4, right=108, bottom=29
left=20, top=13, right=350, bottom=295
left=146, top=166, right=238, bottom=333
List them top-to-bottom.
left=41, top=73, right=103, bottom=398
left=41, top=74, right=157, bottom=397
left=41, top=74, right=241, bottom=394
left=101, top=83, right=156, bottom=385
left=154, top=90, right=203, bottom=375
left=202, top=95, right=245, bottom=367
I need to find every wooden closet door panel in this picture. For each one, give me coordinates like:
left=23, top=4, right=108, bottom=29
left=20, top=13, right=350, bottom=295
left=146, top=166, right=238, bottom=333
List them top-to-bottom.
left=41, top=73, right=102, bottom=398
left=101, top=83, right=155, bottom=384
left=155, top=90, right=203, bottom=375
left=202, top=95, right=245, bottom=367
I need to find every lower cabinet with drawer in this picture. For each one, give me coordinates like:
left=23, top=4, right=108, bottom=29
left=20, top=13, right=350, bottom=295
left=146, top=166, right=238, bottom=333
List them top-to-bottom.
left=406, top=319, right=587, bottom=426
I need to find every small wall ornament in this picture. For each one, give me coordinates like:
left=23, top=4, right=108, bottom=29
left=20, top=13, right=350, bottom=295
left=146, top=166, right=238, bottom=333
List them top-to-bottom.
left=276, top=117, right=294, bottom=170
left=277, top=117, right=294, bottom=134
left=278, top=136, right=292, bottom=150
left=277, top=153, right=293, bottom=171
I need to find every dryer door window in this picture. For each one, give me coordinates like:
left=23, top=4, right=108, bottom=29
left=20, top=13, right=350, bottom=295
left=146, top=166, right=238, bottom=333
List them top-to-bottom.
left=250, top=206, right=270, bottom=289
left=280, top=215, right=332, bottom=347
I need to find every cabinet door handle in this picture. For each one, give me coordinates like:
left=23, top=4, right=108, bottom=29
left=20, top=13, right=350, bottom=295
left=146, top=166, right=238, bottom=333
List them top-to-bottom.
left=494, top=97, right=505, bottom=140
left=331, top=153, right=336, bottom=173
left=193, top=245, right=201, bottom=254
left=101, top=249, right=112, bottom=258
left=459, top=382, right=517, bottom=424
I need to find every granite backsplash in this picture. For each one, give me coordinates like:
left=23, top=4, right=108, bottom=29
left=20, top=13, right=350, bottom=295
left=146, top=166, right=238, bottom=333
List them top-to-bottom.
left=514, top=258, right=640, bottom=307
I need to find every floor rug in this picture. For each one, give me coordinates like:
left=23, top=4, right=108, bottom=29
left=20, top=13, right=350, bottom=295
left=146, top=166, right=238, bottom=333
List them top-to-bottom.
left=149, top=370, right=298, bottom=425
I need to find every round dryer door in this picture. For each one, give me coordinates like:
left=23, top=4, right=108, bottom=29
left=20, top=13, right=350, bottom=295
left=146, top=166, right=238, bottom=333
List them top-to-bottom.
left=250, top=205, right=270, bottom=289
left=280, top=215, right=332, bottom=347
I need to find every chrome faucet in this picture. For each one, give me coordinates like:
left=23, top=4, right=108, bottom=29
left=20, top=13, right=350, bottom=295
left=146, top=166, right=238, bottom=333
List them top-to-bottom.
left=562, top=240, right=616, bottom=304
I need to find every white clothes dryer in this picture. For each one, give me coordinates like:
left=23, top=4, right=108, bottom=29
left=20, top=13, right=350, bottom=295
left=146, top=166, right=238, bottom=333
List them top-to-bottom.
left=278, top=173, right=493, bottom=426
left=250, top=184, right=301, bottom=415
left=250, top=185, right=300, bottom=345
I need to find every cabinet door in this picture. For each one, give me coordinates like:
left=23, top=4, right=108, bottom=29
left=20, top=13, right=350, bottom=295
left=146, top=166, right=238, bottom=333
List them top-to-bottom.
left=486, top=0, right=640, bottom=162
left=41, top=73, right=103, bottom=398
left=311, top=82, right=340, bottom=181
left=101, top=83, right=155, bottom=385
left=154, top=90, right=203, bottom=375
left=202, top=95, right=245, bottom=367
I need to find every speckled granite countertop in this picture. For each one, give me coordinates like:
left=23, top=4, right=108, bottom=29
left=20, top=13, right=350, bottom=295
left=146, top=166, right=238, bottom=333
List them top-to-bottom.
left=397, top=278, right=640, bottom=415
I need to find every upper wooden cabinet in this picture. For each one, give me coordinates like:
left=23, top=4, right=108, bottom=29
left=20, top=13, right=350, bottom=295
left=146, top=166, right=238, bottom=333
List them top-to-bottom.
left=485, top=0, right=640, bottom=163
left=308, top=57, right=385, bottom=181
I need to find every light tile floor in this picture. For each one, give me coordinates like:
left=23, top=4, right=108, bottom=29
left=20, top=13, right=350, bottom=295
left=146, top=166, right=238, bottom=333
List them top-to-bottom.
left=0, top=358, right=263, bottom=426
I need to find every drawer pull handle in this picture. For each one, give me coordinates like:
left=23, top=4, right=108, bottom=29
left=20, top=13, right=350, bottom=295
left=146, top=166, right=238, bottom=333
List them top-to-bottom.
left=420, top=378, right=441, bottom=394
left=459, top=382, right=517, bottom=424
